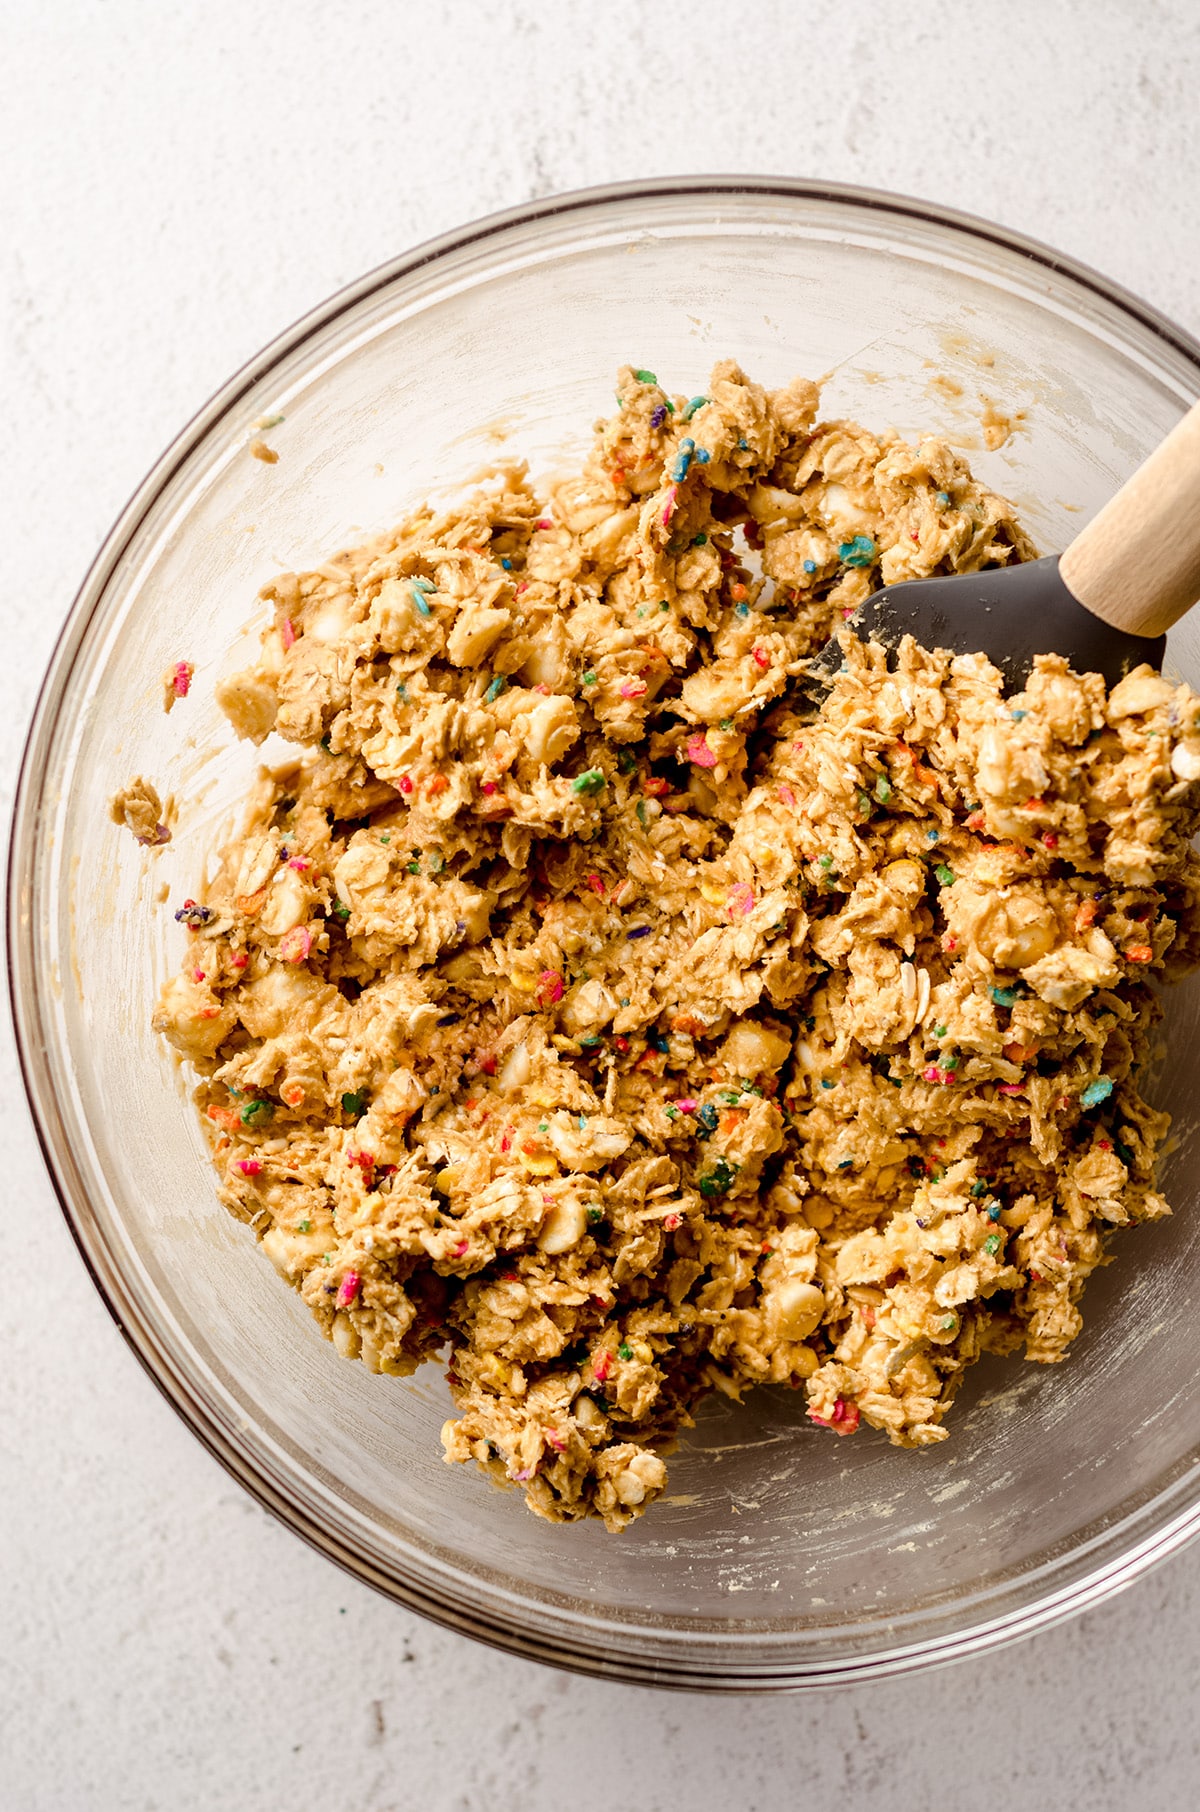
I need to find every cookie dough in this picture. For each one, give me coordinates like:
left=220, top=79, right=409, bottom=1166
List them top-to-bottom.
left=151, top=363, right=1200, bottom=1528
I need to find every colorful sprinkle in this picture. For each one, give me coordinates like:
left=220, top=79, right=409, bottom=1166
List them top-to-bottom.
left=633, top=368, right=658, bottom=384
left=683, top=396, right=708, bottom=420
left=650, top=404, right=667, bottom=429
left=838, top=535, right=876, bottom=567
left=802, top=559, right=817, bottom=574
left=171, top=660, right=193, bottom=697
left=484, top=675, right=507, bottom=704
left=686, top=732, right=718, bottom=769
left=935, top=864, right=957, bottom=886
left=278, top=925, right=313, bottom=963
left=536, top=969, right=565, bottom=1007
left=991, top=986, right=1020, bottom=1007
left=1081, top=1077, right=1115, bottom=1109
left=341, top=1090, right=368, bottom=1116
left=239, top=1099, right=274, bottom=1126
left=235, top=1158, right=261, bottom=1177
left=336, top=1270, right=361, bottom=1308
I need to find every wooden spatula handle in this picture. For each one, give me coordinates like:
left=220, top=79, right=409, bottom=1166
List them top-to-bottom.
left=1059, top=395, right=1200, bottom=639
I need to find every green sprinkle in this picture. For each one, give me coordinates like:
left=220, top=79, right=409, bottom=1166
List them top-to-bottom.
left=633, top=369, right=657, bottom=384
left=683, top=395, right=709, bottom=419
left=692, top=532, right=708, bottom=546
left=838, top=534, right=876, bottom=568
left=659, top=600, right=670, bottom=612
left=582, top=670, right=598, bottom=686
left=484, top=675, right=507, bottom=704
left=396, top=680, right=408, bottom=700
left=718, top=717, right=734, bottom=732
left=617, top=748, right=637, bottom=774
left=571, top=768, right=606, bottom=796
left=874, top=775, right=892, bottom=804
left=857, top=789, right=872, bottom=815
left=635, top=800, right=648, bottom=828
left=818, top=854, right=833, bottom=870
left=407, top=860, right=420, bottom=874
left=935, top=864, right=957, bottom=886
left=331, top=901, right=350, bottom=923
left=991, top=986, right=1019, bottom=1007
left=933, top=1025, right=947, bottom=1039
left=580, top=1033, right=601, bottom=1048
left=943, top=1053, right=959, bottom=1071
left=1081, top=1076, right=1114, bottom=1109
left=720, top=1090, right=741, bottom=1105
left=341, top=1091, right=367, bottom=1116
left=239, top=1099, right=273, bottom=1125
left=665, top=1105, right=679, bottom=1120
left=537, top=1120, right=549, bottom=1133
left=698, top=1158, right=737, bottom=1199
left=970, top=1179, right=987, bottom=1197
left=585, top=1206, right=604, bottom=1226
left=297, top=1219, right=311, bottom=1234
left=984, top=1233, right=1002, bottom=1256
left=322, top=1254, right=333, bottom=1267
left=940, top=1314, right=958, bottom=1331
left=617, top=1341, right=634, bottom=1361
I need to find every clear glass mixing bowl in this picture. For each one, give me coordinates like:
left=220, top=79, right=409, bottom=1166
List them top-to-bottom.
left=12, top=179, right=1200, bottom=1691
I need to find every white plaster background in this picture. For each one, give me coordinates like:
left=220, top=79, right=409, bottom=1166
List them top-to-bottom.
left=4, top=3, right=1200, bottom=1806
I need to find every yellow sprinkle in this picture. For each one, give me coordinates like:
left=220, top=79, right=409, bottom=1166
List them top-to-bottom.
left=700, top=881, right=726, bottom=906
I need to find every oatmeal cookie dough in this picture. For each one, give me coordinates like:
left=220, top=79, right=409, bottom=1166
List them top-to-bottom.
left=152, top=363, right=1200, bottom=1528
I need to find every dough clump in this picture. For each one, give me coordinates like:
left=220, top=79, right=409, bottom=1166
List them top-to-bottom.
left=153, top=363, right=1200, bottom=1528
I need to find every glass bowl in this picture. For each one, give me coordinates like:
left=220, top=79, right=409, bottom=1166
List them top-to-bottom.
left=12, top=178, right=1200, bottom=1692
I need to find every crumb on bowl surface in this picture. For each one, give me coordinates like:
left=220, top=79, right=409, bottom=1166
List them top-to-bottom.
left=142, top=362, right=1200, bottom=1529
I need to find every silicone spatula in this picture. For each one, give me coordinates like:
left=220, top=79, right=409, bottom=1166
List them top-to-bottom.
left=807, top=396, right=1200, bottom=691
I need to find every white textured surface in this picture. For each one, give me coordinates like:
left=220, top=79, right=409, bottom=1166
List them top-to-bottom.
left=5, top=3, right=1200, bottom=1806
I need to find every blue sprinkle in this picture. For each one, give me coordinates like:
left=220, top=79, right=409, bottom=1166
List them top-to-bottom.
left=683, top=396, right=709, bottom=420
left=650, top=404, right=667, bottom=429
left=737, top=437, right=749, bottom=450
left=693, top=447, right=710, bottom=465
left=668, top=449, right=692, bottom=482
left=936, top=491, right=951, bottom=506
left=838, top=534, right=876, bottom=568
left=501, top=558, right=513, bottom=570
left=802, top=559, right=817, bottom=574
left=411, top=576, right=434, bottom=591
left=735, top=602, right=750, bottom=619
left=484, top=675, right=507, bottom=704
left=1011, top=708, right=1026, bottom=720
left=926, top=828, right=939, bottom=842
left=627, top=926, right=652, bottom=940
left=991, top=986, right=1020, bottom=1007
left=652, top=1033, right=671, bottom=1053
left=1081, top=1077, right=1115, bottom=1109
left=696, top=1103, right=719, bottom=1132
left=578, top=1115, right=587, bottom=1130
left=837, top=1157, right=854, bottom=1170
left=987, top=1203, right=1002, bottom=1222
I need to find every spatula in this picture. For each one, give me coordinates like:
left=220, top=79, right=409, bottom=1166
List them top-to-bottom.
left=806, top=395, right=1200, bottom=692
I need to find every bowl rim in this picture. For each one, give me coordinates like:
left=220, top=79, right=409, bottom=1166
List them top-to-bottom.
left=12, top=173, right=1200, bottom=1692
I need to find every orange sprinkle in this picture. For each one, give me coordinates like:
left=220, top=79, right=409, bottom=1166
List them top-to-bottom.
left=426, top=774, right=449, bottom=796
left=236, top=889, right=266, bottom=917
left=1074, top=899, right=1098, bottom=931
left=1125, top=944, right=1153, bottom=963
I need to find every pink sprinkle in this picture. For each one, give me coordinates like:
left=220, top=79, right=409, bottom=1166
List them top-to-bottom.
left=661, top=485, right=677, bottom=526
left=536, top=517, right=553, bottom=530
left=515, top=581, right=529, bottom=594
left=842, top=607, right=857, bottom=620
left=281, top=617, right=297, bottom=652
left=752, top=646, right=770, bottom=669
left=171, top=661, right=192, bottom=697
left=620, top=679, right=648, bottom=700
left=535, top=682, right=550, bottom=695
left=686, top=732, right=718, bottom=769
left=793, top=741, right=806, bottom=753
left=399, top=775, right=414, bottom=795
left=481, top=780, right=498, bottom=795
left=777, top=783, right=795, bottom=805
left=1043, top=832, right=1059, bottom=850
left=288, top=856, right=311, bottom=871
left=587, top=873, right=606, bottom=897
left=728, top=882, right=756, bottom=918
left=278, top=925, right=313, bottom=963
left=231, top=953, right=248, bottom=971
left=192, top=967, right=206, bottom=982
left=536, top=968, right=564, bottom=1005
left=923, top=1066, right=942, bottom=1083
left=998, top=1083, right=1025, bottom=1096
left=675, top=1097, right=698, bottom=1114
left=235, top=1159, right=261, bottom=1177
left=542, top=1192, right=555, bottom=1206
left=664, top=1212, right=680, bottom=1230
left=452, top=1239, right=469, bottom=1258
left=336, top=1269, right=360, bottom=1308
left=593, top=1351, right=611, bottom=1383
left=544, top=1430, right=566, bottom=1453
left=512, top=1467, right=534, bottom=1482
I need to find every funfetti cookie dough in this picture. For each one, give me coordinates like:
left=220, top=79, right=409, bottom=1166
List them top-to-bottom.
left=150, top=363, right=1200, bottom=1528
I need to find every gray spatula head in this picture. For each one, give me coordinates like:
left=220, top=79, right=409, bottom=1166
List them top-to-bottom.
left=806, top=554, right=1166, bottom=694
